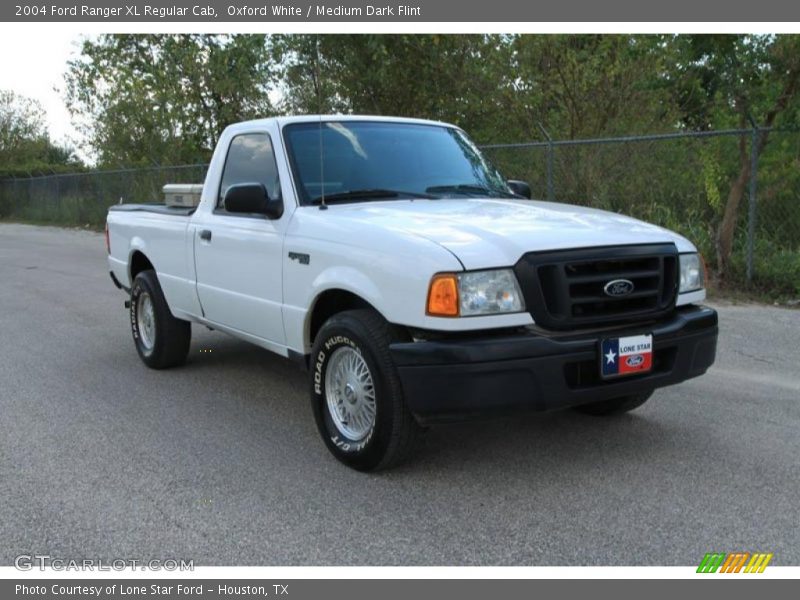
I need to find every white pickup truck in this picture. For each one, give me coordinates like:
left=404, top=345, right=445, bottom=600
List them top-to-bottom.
left=106, top=115, right=718, bottom=470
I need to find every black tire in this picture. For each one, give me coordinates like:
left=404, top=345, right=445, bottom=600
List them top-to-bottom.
left=130, top=269, right=191, bottom=369
left=310, top=309, right=420, bottom=471
left=573, top=391, right=654, bottom=416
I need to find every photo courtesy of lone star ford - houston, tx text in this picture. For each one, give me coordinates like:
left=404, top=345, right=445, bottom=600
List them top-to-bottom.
left=1, top=0, right=799, bottom=598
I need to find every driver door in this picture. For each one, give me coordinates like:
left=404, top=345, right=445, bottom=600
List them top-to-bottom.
left=193, top=132, right=286, bottom=345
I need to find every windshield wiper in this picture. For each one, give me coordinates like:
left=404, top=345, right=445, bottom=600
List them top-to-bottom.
left=426, top=184, right=517, bottom=198
left=310, top=188, right=435, bottom=205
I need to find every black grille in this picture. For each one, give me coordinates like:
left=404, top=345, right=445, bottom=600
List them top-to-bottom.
left=514, top=244, right=679, bottom=330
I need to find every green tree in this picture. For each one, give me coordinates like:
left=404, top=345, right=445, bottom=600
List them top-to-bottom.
left=57, top=33, right=800, bottom=291
left=65, top=34, right=277, bottom=166
left=272, top=34, right=510, bottom=140
left=498, top=35, right=684, bottom=204
left=508, top=35, right=675, bottom=139
left=668, top=35, right=800, bottom=279
left=0, top=89, right=78, bottom=176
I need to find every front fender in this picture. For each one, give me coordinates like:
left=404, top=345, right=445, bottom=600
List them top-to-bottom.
left=309, top=266, right=385, bottom=313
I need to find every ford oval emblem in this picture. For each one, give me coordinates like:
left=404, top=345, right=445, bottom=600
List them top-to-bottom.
left=603, top=278, right=635, bottom=297
left=626, top=354, right=644, bottom=367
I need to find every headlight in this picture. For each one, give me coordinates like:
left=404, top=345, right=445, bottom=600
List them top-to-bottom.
left=679, top=253, right=705, bottom=293
left=427, top=269, right=525, bottom=317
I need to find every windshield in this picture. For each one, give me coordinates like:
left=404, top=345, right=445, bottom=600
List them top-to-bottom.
left=283, top=121, right=512, bottom=205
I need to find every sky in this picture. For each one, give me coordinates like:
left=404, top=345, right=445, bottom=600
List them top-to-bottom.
left=0, top=30, right=85, bottom=154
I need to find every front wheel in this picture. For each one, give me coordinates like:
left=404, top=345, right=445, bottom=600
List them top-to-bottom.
left=310, top=309, right=419, bottom=471
left=573, top=391, right=654, bottom=416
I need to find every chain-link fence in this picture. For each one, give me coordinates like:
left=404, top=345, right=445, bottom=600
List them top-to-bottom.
left=482, top=127, right=800, bottom=295
left=1, top=129, right=798, bottom=295
left=0, top=163, right=208, bottom=230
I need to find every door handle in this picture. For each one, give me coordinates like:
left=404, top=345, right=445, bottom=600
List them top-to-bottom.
left=199, top=229, right=212, bottom=241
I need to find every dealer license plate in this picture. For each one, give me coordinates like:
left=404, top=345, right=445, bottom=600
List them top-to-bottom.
left=600, top=334, right=653, bottom=379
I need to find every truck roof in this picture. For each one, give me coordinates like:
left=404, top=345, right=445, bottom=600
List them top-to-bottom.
left=227, top=114, right=457, bottom=133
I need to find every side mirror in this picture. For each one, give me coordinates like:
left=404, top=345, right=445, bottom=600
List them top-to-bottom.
left=507, top=180, right=532, bottom=199
left=223, top=182, right=283, bottom=219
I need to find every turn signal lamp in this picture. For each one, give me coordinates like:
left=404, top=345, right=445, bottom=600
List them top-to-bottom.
left=427, top=274, right=459, bottom=317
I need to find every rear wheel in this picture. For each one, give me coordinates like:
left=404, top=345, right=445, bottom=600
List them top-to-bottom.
left=130, top=270, right=191, bottom=369
left=310, top=309, right=419, bottom=471
left=573, top=391, right=653, bottom=416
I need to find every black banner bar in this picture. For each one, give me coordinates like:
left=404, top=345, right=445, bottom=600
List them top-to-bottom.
left=3, top=0, right=800, bottom=22
left=3, top=579, right=798, bottom=600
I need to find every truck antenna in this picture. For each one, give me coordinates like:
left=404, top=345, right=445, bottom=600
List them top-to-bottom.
left=316, top=39, right=327, bottom=211
left=318, top=114, right=327, bottom=210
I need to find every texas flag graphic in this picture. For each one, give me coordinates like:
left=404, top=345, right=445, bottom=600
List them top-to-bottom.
left=601, top=334, right=653, bottom=377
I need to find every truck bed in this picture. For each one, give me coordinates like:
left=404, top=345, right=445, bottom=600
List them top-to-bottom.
left=106, top=202, right=198, bottom=318
left=109, top=203, right=196, bottom=217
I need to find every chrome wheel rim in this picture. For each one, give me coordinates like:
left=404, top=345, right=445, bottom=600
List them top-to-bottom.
left=136, top=292, right=156, bottom=351
left=324, top=346, right=376, bottom=440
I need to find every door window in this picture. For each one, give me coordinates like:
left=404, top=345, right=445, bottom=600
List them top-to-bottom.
left=217, top=133, right=281, bottom=210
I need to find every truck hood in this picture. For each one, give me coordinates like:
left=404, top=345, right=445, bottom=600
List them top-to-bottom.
left=327, top=198, right=696, bottom=270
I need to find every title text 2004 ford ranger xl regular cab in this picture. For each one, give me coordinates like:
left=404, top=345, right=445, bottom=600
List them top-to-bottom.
left=107, top=115, right=718, bottom=470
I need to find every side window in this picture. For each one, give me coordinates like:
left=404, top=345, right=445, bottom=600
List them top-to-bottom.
left=217, top=133, right=281, bottom=210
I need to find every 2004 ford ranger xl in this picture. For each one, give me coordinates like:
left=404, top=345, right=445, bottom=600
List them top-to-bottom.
left=106, top=115, right=718, bottom=470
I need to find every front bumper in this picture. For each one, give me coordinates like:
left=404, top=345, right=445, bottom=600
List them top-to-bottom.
left=390, top=305, right=718, bottom=423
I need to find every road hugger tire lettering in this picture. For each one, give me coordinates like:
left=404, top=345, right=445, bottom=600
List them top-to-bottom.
left=130, top=269, right=191, bottom=369
left=310, top=309, right=420, bottom=471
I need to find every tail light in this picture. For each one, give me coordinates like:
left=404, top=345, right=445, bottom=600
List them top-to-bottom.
left=104, top=222, right=110, bottom=254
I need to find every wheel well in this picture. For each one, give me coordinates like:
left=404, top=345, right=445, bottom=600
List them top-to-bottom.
left=129, top=251, right=154, bottom=281
left=308, top=290, right=374, bottom=347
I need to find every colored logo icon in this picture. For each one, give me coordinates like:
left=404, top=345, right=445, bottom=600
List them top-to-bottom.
left=697, top=552, right=773, bottom=573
